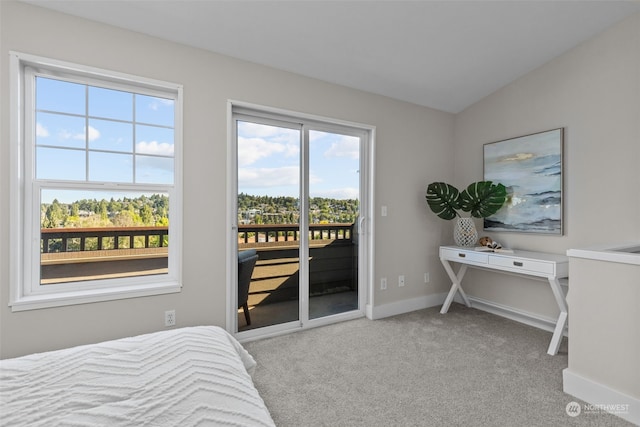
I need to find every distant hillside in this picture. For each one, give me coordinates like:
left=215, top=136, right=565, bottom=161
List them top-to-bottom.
left=41, top=192, right=359, bottom=229
left=238, top=193, right=359, bottom=224
left=41, top=194, right=169, bottom=229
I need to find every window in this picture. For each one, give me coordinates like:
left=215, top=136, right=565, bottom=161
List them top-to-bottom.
left=9, top=52, right=183, bottom=311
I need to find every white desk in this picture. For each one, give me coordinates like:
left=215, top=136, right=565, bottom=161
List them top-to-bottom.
left=439, top=245, right=569, bottom=355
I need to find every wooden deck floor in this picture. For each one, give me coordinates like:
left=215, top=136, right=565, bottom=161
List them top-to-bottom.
left=239, top=291, right=358, bottom=331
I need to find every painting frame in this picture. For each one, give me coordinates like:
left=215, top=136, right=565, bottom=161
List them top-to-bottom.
left=483, top=128, right=564, bottom=235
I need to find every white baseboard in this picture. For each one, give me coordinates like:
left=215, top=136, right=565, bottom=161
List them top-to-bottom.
left=366, top=293, right=446, bottom=320
left=460, top=295, right=568, bottom=337
left=563, top=369, right=639, bottom=425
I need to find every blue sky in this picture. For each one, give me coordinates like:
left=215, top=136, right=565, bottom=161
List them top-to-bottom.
left=35, top=76, right=175, bottom=202
left=237, top=121, right=360, bottom=200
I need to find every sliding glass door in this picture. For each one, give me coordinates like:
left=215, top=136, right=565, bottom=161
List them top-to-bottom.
left=231, top=106, right=370, bottom=336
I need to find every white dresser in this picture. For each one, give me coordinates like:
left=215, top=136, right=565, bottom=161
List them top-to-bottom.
left=439, top=245, right=569, bottom=355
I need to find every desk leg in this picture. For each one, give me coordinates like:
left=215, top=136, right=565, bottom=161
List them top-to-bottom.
left=440, top=260, right=471, bottom=314
left=547, top=277, right=568, bottom=355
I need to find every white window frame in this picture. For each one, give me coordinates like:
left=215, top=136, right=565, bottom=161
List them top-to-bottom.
left=9, top=52, right=183, bottom=311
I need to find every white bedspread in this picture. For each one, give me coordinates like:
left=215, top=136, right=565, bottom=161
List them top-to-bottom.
left=0, top=326, right=275, bottom=427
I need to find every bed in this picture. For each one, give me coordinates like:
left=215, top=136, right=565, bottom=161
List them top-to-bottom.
left=0, top=326, right=275, bottom=427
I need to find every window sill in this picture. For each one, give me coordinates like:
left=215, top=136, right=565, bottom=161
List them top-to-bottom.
left=10, top=281, right=182, bottom=312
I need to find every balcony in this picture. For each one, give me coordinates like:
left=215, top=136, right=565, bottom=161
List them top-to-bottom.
left=40, top=223, right=358, bottom=329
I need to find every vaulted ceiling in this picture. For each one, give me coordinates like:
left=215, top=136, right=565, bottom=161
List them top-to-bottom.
left=22, top=0, right=640, bottom=113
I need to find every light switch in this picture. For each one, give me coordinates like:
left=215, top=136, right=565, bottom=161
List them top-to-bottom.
left=381, top=206, right=388, bottom=217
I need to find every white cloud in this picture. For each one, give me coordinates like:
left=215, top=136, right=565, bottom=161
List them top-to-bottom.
left=148, top=98, right=174, bottom=111
left=239, top=121, right=291, bottom=139
left=238, top=122, right=300, bottom=162
left=36, top=123, right=49, bottom=137
left=59, top=126, right=100, bottom=142
left=86, top=126, right=100, bottom=142
left=238, top=136, right=290, bottom=166
left=323, top=136, right=359, bottom=159
left=136, top=140, right=174, bottom=156
left=284, top=141, right=299, bottom=158
left=239, top=166, right=299, bottom=188
left=309, top=172, right=323, bottom=185
left=311, top=187, right=359, bottom=200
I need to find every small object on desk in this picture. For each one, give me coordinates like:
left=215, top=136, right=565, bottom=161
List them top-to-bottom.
left=475, top=236, right=513, bottom=252
left=478, top=236, right=494, bottom=247
left=474, top=246, right=514, bottom=253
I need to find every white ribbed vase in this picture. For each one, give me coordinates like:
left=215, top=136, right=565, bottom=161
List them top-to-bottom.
left=453, top=217, right=478, bottom=247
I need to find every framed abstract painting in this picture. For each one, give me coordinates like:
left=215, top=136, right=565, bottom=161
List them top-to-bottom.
left=483, top=128, right=564, bottom=234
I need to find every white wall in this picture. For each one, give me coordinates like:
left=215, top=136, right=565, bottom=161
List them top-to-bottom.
left=0, top=1, right=454, bottom=358
left=452, top=13, right=640, bottom=320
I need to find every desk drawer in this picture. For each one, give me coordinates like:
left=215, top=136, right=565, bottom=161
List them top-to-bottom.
left=440, top=248, right=488, bottom=264
left=488, top=255, right=554, bottom=275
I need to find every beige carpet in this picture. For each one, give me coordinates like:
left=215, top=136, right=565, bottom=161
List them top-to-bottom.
left=244, top=304, right=632, bottom=427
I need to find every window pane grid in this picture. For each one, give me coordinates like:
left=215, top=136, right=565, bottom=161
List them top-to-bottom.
left=35, top=76, right=175, bottom=185
left=36, top=109, right=174, bottom=130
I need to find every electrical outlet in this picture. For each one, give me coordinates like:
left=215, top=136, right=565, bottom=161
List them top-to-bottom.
left=424, top=272, right=430, bottom=283
left=399, top=275, right=405, bottom=287
left=380, top=277, right=387, bottom=290
left=164, top=310, right=176, bottom=327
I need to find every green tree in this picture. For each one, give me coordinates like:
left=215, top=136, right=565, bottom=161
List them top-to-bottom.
left=42, top=199, right=67, bottom=228
left=98, top=200, right=108, bottom=221
left=140, top=204, right=154, bottom=225
left=113, top=212, right=133, bottom=227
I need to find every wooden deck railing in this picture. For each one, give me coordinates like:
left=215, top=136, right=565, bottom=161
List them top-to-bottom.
left=41, top=223, right=352, bottom=253
left=238, top=223, right=354, bottom=245
left=41, top=226, right=169, bottom=253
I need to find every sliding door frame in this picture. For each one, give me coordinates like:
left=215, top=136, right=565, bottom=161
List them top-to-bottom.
left=226, top=100, right=375, bottom=341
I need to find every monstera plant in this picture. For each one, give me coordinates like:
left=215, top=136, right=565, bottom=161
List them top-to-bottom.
left=426, top=181, right=507, bottom=246
left=426, top=181, right=507, bottom=220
